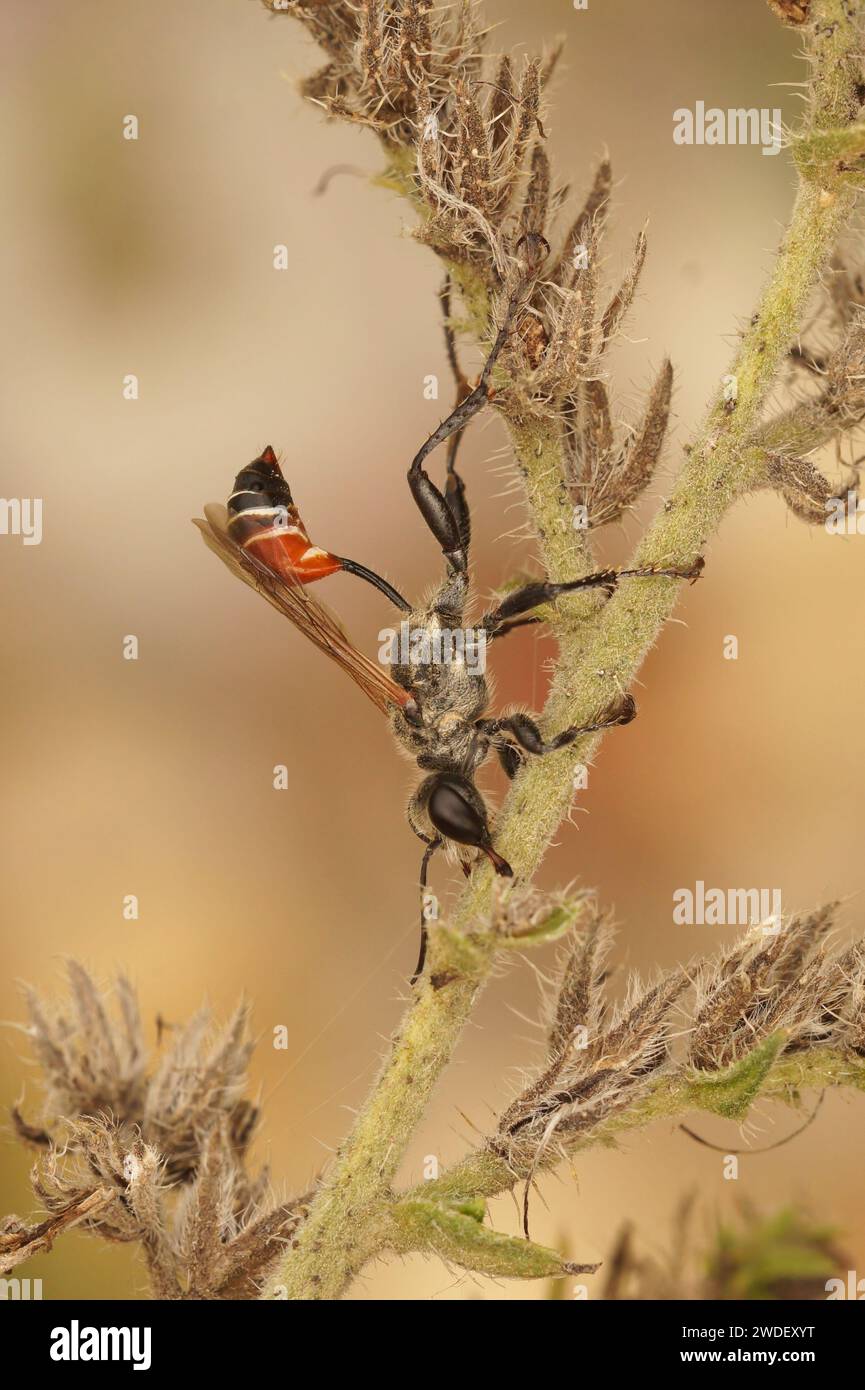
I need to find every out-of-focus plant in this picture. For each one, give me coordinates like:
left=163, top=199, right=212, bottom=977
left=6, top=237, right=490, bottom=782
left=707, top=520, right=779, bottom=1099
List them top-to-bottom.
left=1, top=966, right=310, bottom=1297
left=597, top=1197, right=849, bottom=1301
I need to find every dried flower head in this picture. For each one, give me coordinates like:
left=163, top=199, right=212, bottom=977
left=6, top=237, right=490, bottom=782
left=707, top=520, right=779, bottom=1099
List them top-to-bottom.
left=269, top=1, right=674, bottom=529
left=759, top=265, right=865, bottom=518
left=474, top=903, right=865, bottom=1205
left=688, top=907, right=840, bottom=1070
left=493, top=910, right=689, bottom=1173
left=4, top=965, right=310, bottom=1296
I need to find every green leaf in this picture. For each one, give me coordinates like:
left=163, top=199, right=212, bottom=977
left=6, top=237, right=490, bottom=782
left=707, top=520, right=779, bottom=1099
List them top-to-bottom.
left=496, top=899, right=587, bottom=948
left=686, top=1032, right=787, bottom=1121
left=452, top=1197, right=486, bottom=1223
left=391, top=1198, right=598, bottom=1280
left=707, top=1207, right=840, bottom=1300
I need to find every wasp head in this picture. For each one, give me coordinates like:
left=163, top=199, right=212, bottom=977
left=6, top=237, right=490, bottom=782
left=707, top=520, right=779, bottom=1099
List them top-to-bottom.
left=418, top=772, right=513, bottom=877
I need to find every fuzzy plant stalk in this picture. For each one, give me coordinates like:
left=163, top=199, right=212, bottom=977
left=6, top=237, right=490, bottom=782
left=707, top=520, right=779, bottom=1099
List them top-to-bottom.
left=235, top=0, right=865, bottom=1301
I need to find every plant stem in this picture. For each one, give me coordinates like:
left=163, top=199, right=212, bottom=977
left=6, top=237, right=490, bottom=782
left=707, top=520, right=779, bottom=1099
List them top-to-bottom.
left=261, top=938, right=493, bottom=1299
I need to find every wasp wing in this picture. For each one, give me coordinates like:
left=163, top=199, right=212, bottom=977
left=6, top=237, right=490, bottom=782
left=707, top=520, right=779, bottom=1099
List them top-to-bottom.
left=194, top=505, right=412, bottom=717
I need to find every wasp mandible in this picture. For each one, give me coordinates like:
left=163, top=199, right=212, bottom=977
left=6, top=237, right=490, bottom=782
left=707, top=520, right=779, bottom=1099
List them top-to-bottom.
left=196, top=275, right=701, bottom=980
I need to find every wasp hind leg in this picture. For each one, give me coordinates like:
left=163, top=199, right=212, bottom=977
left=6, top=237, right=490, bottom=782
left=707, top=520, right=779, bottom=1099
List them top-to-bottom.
left=407, top=279, right=525, bottom=575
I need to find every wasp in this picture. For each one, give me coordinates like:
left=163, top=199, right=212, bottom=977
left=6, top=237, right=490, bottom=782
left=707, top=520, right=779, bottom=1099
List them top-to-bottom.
left=196, top=278, right=701, bottom=980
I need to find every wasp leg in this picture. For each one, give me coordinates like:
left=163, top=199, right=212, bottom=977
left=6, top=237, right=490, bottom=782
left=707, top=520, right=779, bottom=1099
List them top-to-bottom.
left=440, top=277, right=473, bottom=556
left=408, top=282, right=525, bottom=574
left=481, top=559, right=704, bottom=635
left=488, top=615, right=542, bottom=642
left=478, top=699, right=637, bottom=766
left=494, top=738, right=525, bottom=780
left=411, top=836, right=443, bottom=985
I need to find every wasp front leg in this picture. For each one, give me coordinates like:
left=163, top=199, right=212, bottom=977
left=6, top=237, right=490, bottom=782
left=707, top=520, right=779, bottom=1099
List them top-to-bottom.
left=478, top=699, right=637, bottom=780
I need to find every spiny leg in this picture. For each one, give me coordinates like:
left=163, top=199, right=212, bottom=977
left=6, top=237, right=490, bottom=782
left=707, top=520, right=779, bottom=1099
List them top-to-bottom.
left=440, top=277, right=472, bottom=554
left=408, top=280, right=526, bottom=574
left=481, top=559, right=704, bottom=635
left=488, top=614, right=542, bottom=642
left=480, top=700, right=637, bottom=779
left=494, top=739, right=524, bottom=781
left=411, top=836, right=442, bottom=985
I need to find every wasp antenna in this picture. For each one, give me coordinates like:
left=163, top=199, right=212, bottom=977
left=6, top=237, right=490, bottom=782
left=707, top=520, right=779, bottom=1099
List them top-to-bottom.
left=411, top=839, right=442, bottom=985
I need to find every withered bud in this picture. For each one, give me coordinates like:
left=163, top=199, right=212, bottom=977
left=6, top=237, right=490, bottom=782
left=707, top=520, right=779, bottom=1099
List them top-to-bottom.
left=765, top=0, right=812, bottom=24
left=600, top=227, right=648, bottom=346
left=765, top=452, right=858, bottom=525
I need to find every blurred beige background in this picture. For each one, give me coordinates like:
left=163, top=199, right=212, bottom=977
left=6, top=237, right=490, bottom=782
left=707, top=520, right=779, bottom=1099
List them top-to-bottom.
left=1, top=0, right=863, bottom=1300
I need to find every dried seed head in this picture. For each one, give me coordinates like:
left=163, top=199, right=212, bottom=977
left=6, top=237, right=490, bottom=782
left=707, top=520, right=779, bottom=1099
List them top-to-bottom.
left=766, top=0, right=812, bottom=24
left=359, top=2, right=384, bottom=89
left=488, top=54, right=514, bottom=152
left=520, top=143, right=551, bottom=238
left=552, top=157, right=612, bottom=285
left=600, top=226, right=648, bottom=347
left=824, top=311, right=865, bottom=423
left=604, top=357, right=674, bottom=519
left=564, top=359, right=673, bottom=529
left=765, top=451, right=859, bottom=525
left=487, top=901, right=862, bottom=1185
left=546, top=906, right=613, bottom=1059
left=689, top=908, right=840, bottom=1071
left=494, top=916, right=689, bottom=1171
left=21, top=962, right=147, bottom=1129
left=7, top=965, right=312, bottom=1296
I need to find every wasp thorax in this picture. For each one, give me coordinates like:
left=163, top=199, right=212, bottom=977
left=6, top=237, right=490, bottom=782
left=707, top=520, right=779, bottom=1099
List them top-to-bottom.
left=435, top=711, right=465, bottom=737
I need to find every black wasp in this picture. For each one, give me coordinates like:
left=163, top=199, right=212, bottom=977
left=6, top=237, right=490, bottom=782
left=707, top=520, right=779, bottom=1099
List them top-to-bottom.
left=196, top=276, right=701, bottom=979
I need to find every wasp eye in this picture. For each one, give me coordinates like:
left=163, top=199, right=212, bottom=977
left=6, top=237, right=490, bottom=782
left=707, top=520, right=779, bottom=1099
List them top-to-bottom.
left=427, top=777, right=488, bottom=848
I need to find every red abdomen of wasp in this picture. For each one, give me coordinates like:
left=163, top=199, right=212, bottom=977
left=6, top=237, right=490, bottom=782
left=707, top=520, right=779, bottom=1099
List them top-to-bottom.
left=226, top=446, right=341, bottom=584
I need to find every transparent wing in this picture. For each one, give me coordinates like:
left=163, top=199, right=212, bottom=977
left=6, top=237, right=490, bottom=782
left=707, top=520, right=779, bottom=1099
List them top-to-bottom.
left=194, top=505, right=413, bottom=717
